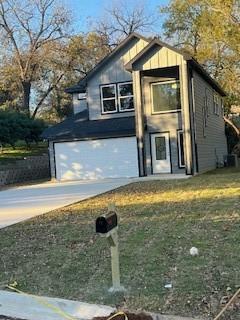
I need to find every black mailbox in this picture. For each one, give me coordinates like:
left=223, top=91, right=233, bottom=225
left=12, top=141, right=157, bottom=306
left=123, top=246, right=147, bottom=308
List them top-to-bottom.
left=96, top=212, right=118, bottom=234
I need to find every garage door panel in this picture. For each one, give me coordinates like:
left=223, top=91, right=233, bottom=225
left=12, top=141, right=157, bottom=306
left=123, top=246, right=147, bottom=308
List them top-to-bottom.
left=55, top=137, right=139, bottom=180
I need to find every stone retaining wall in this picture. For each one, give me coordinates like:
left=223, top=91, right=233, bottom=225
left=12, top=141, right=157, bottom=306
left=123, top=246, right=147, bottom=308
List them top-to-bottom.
left=0, top=154, right=50, bottom=186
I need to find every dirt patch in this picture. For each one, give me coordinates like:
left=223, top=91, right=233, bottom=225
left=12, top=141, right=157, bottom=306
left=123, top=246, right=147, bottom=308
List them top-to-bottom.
left=93, top=312, right=153, bottom=320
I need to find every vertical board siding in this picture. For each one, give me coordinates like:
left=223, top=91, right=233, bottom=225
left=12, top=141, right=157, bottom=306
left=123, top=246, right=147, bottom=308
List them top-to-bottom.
left=88, top=38, right=149, bottom=120
left=136, top=46, right=183, bottom=71
left=193, top=70, right=227, bottom=173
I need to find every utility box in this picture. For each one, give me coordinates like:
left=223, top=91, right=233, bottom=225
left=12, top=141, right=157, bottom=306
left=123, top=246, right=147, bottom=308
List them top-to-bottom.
left=96, top=212, right=118, bottom=234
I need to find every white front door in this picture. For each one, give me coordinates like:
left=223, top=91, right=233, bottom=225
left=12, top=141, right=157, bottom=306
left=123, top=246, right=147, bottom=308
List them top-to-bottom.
left=151, top=133, right=171, bottom=174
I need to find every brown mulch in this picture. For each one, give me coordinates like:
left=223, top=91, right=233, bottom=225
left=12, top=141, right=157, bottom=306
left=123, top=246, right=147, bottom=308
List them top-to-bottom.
left=93, top=312, right=153, bottom=320
left=0, top=313, right=152, bottom=320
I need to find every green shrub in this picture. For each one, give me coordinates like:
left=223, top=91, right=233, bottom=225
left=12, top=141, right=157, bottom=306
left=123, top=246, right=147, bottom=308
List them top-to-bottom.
left=0, top=111, right=46, bottom=148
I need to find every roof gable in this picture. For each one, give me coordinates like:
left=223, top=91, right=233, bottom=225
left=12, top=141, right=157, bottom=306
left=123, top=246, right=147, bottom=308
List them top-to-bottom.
left=65, top=33, right=150, bottom=94
left=125, top=37, right=226, bottom=96
left=125, top=38, right=192, bottom=71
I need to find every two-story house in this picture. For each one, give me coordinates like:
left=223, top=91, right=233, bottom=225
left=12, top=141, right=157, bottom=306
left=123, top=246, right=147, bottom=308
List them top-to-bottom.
left=42, top=33, right=228, bottom=181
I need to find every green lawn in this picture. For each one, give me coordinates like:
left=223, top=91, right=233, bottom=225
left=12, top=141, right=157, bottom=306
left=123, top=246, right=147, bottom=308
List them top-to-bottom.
left=0, top=142, right=48, bottom=165
left=0, top=168, right=239, bottom=319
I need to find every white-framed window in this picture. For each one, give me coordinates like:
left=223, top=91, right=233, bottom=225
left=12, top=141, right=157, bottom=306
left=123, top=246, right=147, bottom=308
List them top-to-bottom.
left=151, top=80, right=181, bottom=114
left=100, top=82, right=134, bottom=114
left=118, top=82, right=134, bottom=112
left=100, top=84, right=117, bottom=114
left=205, top=88, right=211, bottom=116
left=213, top=93, right=220, bottom=115
left=221, top=98, right=224, bottom=116
left=177, top=130, right=185, bottom=168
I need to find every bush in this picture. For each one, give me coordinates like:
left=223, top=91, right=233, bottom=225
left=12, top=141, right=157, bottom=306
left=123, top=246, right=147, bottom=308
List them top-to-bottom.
left=0, top=111, right=46, bottom=148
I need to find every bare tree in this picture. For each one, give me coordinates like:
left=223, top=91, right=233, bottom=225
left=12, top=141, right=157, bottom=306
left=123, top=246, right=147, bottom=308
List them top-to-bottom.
left=0, top=0, right=70, bottom=116
left=94, top=0, right=157, bottom=49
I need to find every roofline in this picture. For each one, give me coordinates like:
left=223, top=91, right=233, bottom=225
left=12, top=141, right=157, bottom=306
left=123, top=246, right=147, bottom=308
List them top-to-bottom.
left=65, top=32, right=151, bottom=94
left=125, top=37, right=226, bottom=97
left=125, top=38, right=192, bottom=71
left=189, top=59, right=226, bottom=96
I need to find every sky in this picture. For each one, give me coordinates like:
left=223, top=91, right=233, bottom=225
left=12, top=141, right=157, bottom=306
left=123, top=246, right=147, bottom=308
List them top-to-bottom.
left=64, top=0, right=169, bottom=36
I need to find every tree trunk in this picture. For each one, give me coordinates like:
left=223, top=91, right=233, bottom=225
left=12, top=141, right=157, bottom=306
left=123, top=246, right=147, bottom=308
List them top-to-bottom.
left=31, top=73, right=64, bottom=119
left=21, top=81, right=31, bottom=116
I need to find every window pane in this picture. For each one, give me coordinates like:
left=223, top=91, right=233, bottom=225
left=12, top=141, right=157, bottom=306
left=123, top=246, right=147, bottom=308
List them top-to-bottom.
left=152, top=81, right=181, bottom=113
left=119, top=83, right=133, bottom=96
left=102, top=85, right=115, bottom=98
left=119, top=97, right=134, bottom=111
left=103, top=99, right=116, bottom=112
left=155, top=137, right=166, bottom=160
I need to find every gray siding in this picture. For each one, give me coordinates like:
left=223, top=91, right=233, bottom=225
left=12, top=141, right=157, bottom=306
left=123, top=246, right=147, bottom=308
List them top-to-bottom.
left=87, top=38, right=148, bottom=120
left=193, top=70, right=227, bottom=173
left=142, top=76, right=184, bottom=174
left=73, top=94, right=88, bottom=114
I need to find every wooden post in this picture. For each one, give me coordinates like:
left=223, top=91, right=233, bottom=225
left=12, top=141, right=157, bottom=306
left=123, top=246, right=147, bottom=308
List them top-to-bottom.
left=107, top=203, right=125, bottom=292
left=107, top=230, right=122, bottom=291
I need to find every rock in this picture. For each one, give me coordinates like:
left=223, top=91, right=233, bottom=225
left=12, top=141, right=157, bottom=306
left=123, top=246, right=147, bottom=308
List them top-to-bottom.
left=189, top=247, right=199, bottom=256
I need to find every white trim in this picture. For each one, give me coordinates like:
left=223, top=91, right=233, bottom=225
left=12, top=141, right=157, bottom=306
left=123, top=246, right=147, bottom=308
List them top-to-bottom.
left=151, top=80, right=181, bottom=114
left=117, top=81, right=134, bottom=112
left=100, top=84, right=117, bottom=114
left=177, top=130, right=185, bottom=168
left=151, top=132, right=171, bottom=174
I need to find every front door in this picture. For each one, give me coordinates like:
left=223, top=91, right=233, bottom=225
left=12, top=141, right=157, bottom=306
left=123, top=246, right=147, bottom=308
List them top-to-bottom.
left=151, top=133, right=171, bottom=174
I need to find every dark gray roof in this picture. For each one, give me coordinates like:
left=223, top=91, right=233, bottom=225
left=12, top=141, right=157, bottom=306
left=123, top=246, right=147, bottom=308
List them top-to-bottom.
left=65, top=32, right=150, bottom=94
left=65, top=82, right=86, bottom=94
left=42, top=110, right=136, bottom=141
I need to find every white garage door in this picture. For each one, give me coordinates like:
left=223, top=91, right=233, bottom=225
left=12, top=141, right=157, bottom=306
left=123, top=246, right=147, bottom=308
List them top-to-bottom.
left=54, top=137, right=139, bottom=180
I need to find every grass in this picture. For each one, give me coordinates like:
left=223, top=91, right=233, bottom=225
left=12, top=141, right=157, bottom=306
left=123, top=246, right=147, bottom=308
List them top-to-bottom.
left=0, top=141, right=48, bottom=165
left=0, top=168, right=240, bottom=319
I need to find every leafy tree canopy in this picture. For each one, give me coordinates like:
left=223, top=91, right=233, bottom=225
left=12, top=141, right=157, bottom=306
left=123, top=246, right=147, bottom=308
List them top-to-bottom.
left=161, top=0, right=240, bottom=111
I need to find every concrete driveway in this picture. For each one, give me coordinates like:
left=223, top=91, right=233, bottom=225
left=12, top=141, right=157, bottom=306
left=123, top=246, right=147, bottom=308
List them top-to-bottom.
left=0, top=179, right=129, bottom=229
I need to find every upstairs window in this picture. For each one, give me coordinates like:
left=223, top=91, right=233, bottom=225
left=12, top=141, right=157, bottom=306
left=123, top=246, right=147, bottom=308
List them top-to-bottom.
left=151, top=80, right=181, bottom=114
left=100, top=82, right=134, bottom=114
left=118, top=82, right=134, bottom=111
left=101, top=84, right=117, bottom=114
left=205, top=88, right=211, bottom=116
left=213, top=94, right=220, bottom=115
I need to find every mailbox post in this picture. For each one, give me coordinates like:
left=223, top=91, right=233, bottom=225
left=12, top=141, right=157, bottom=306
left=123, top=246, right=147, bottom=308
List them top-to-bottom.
left=96, top=205, right=125, bottom=292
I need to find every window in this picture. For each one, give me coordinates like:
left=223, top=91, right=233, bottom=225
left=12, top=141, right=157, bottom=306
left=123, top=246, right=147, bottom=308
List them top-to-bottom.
left=151, top=80, right=181, bottom=114
left=100, top=82, right=134, bottom=114
left=118, top=82, right=134, bottom=111
left=101, top=84, right=117, bottom=113
left=205, top=89, right=211, bottom=116
left=213, top=94, right=220, bottom=115
left=221, top=98, right=224, bottom=116
left=178, top=130, right=185, bottom=168
left=155, top=136, right=166, bottom=160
